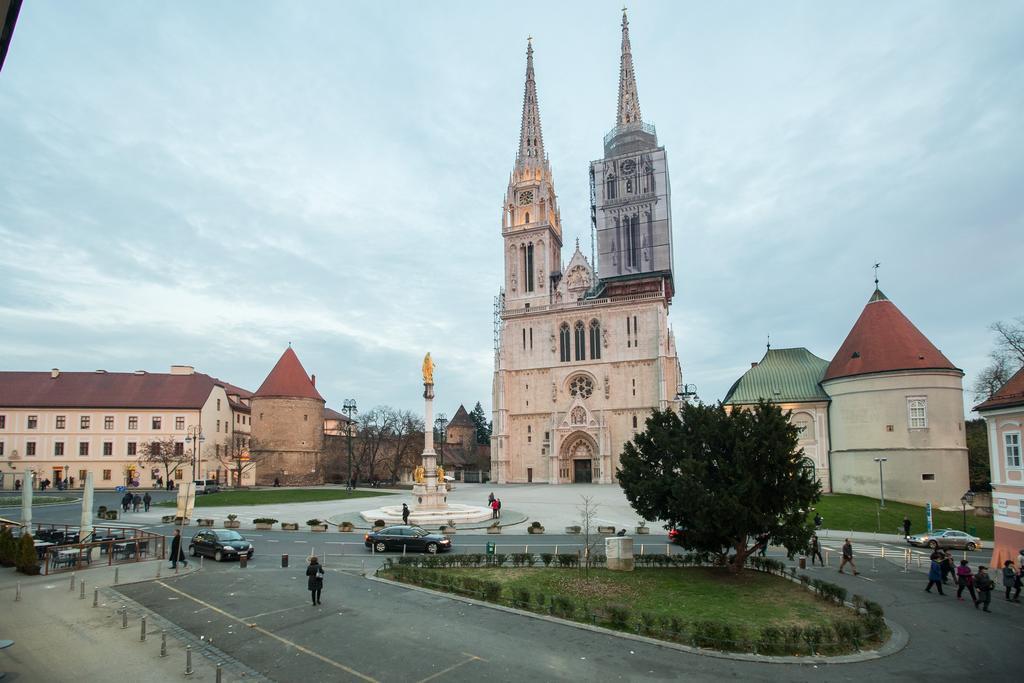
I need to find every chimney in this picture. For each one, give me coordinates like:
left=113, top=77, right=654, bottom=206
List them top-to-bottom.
left=750, top=362, right=758, bottom=368
left=170, top=365, right=195, bottom=375
left=50, top=368, right=60, bottom=379
left=134, top=370, right=146, bottom=375
left=311, top=374, right=316, bottom=387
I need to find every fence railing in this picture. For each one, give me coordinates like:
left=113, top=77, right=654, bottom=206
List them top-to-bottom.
left=4, top=522, right=167, bottom=575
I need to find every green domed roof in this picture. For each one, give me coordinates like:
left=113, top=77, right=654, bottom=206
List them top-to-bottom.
left=723, top=348, right=830, bottom=405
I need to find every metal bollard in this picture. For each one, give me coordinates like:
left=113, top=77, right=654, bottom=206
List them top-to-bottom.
left=880, top=546, right=886, bottom=559
left=825, top=550, right=830, bottom=567
left=239, top=555, right=247, bottom=569
left=175, top=563, right=179, bottom=574
left=157, top=564, right=161, bottom=578
left=114, top=567, right=119, bottom=584
left=70, top=573, right=76, bottom=591
left=80, top=581, right=86, bottom=599
left=14, top=582, right=20, bottom=602
left=93, top=588, right=99, bottom=607
left=121, top=606, right=128, bottom=629
left=140, top=615, right=147, bottom=641
left=160, top=630, right=168, bottom=657
left=185, top=645, right=193, bottom=676
left=216, top=663, right=223, bottom=683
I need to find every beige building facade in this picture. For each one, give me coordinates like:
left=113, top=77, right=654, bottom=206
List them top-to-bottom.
left=492, top=16, right=682, bottom=485
left=0, top=365, right=253, bottom=490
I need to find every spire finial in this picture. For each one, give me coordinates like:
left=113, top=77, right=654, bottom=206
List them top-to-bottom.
left=616, top=7, right=642, bottom=126
left=516, top=36, right=545, bottom=170
left=873, top=262, right=881, bottom=289
left=767, top=333, right=771, bottom=351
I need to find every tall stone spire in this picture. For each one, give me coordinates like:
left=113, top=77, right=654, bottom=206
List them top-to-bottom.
left=617, top=9, right=642, bottom=126
left=516, top=38, right=545, bottom=169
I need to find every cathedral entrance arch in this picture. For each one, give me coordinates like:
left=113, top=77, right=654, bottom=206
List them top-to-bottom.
left=560, top=432, right=598, bottom=484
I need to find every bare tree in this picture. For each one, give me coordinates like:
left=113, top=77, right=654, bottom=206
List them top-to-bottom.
left=974, top=317, right=1024, bottom=400
left=355, top=406, right=399, bottom=483
left=386, top=410, right=424, bottom=482
left=216, top=435, right=268, bottom=488
left=137, top=436, right=191, bottom=486
left=577, top=495, right=601, bottom=578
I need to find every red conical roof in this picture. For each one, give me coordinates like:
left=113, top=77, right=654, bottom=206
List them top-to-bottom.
left=823, top=289, right=958, bottom=382
left=254, top=347, right=324, bottom=401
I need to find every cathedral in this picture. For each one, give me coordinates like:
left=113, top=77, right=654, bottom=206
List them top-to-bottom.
left=491, top=12, right=682, bottom=484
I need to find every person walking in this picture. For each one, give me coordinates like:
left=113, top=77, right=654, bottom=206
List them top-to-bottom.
left=122, top=492, right=132, bottom=512
left=143, top=492, right=152, bottom=512
left=487, top=492, right=495, bottom=506
left=132, top=494, right=142, bottom=512
left=490, top=498, right=499, bottom=520
left=496, top=498, right=502, bottom=519
left=401, top=503, right=410, bottom=525
left=813, top=512, right=823, bottom=530
left=902, top=516, right=911, bottom=538
left=169, top=529, right=188, bottom=569
left=756, top=531, right=770, bottom=557
left=810, top=534, right=824, bottom=566
left=838, top=538, right=859, bottom=575
left=941, top=551, right=955, bottom=585
left=925, top=555, right=945, bottom=594
left=306, top=557, right=324, bottom=606
left=956, top=560, right=977, bottom=602
left=1003, top=561, right=1018, bottom=601
left=1015, top=564, right=1024, bottom=602
left=974, top=565, right=994, bottom=612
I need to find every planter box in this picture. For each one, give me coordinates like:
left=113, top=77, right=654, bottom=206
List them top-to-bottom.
left=160, top=515, right=177, bottom=524
left=197, top=519, right=214, bottom=527
left=224, top=521, right=241, bottom=529
left=254, top=523, right=275, bottom=530
left=281, top=523, right=299, bottom=531
left=309, top=525, right=328, bottom=532
left=338, top=525, right=355, bottom=533
left=597, top=525, right=616, bottom=534
left=440, top=526, right=456, bottom=535
left=486, top=526, right=501, bottom=534
left=527, top=526, right=545, bottom=534
left=565, top=526, right=581, bottom=534
left=635, top=527, right=650, bottom=535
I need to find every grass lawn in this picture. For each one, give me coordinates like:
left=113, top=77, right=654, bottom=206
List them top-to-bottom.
left=154, top=488, right=393, bottom=508
left=813, top=493, right=993, bottom=540
left=0, top=495, right=78, bottom=507
left=383, top=565, right=884, bottom=655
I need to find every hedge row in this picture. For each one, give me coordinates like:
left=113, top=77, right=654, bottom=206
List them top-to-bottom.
left=0, top=528, right=41, bottom=575
left=383, top=565, right=886, bottom=655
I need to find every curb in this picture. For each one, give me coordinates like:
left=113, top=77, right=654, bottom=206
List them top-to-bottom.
left=367, top=573, right=909, bottom=664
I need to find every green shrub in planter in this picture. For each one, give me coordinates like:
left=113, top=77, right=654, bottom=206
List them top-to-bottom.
left=0, top=527, right=14, bottom=567
left=16, top=533, right=40, bottom=575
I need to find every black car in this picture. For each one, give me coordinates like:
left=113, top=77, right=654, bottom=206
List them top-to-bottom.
left=364, top=525, right=452, bottom=554
left=189, top=529, right=254, bottom=561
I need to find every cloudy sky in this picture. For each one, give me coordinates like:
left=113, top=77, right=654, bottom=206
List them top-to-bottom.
left=1, top=1, right=1021, bottom=418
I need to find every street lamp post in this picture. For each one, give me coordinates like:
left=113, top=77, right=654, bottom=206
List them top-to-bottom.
left=342, top=399, right=357, bottom=490
left=434, top=414, right=447, bottom=468
left=185, top=426, right=205, bottom=483
left=873, top=457, right=888, bottom=509
left=960, top=491, right=975, bottom=532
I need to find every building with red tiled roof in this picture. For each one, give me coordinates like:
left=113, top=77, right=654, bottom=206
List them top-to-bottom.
left=822, top=288, right=968, bottom=507
left=250, top=347, right=326, bottom=486
left=0, top=365, right=254, bottom=490
left=973, top=366, right=1024, bottom=567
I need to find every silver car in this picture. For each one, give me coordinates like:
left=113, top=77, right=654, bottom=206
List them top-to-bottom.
left=907, top=528, right=982, bottom=551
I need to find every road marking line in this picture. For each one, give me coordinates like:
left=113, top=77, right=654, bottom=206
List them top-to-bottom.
left=155, top=581, right=379, bottom=682
left=240, top=605, right=309, bottom=620
left=416, top=654, right=482, bottom=683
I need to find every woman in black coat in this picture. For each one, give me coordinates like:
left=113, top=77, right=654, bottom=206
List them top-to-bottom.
left=168, top=529, right=188, bottom=569
left=306, top=557, right=324, bottom=605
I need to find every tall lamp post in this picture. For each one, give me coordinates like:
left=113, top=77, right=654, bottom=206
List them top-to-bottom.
left=342, top=399, right=357, bottom=489
left=434, top=414, right=447, bottom=468
left=185, top=426, right=205, bottom=483
left=873, top=457, right=888, bottom=509
left=960, top=491, right=975, bottom=532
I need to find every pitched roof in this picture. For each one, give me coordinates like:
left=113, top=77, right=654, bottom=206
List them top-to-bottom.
left=823, top=289, right=958, bottom=382
left=254, top=347, right=324, bottom=401
left=723, top=348, right=830, bottom=405
left=974, top=366, right=1024, bottom=412
left=0, top=370, right=237, bottom=409
left=447, top=404, right=475, bottom=428
left=323, top=407, right=352, bottom=422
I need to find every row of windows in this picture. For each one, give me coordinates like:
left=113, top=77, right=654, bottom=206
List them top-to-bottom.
left=559, top=320, right=602, bottom=363
left=0, top=414, right=241, bottom=433
left=0, top=438, right=245, bottom=458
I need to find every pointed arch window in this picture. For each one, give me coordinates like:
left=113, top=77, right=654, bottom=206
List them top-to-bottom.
left=606, top=173, right=616, bottom=200
left=526, top=243, right=535, bottom=292
left=589, top=319, right=601, bottom=360
left=574, top=321, right=586, bottom=361
left=559, top=323, right=571, bottom=362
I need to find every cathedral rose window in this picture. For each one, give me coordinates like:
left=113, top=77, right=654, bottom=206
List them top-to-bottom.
left=569, top=375, right=594, bottom=399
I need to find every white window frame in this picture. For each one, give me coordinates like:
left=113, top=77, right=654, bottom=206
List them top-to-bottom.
left=907, top=396, right=928, bottom=429
left=1005, top=431, right=1022, bottom=469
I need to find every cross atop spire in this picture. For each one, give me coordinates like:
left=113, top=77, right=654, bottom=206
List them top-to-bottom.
left=617, top=8, right=642, bottom=126
left=516, top=37, right=545, bottom=170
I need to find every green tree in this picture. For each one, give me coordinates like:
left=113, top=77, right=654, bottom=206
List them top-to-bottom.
left=470, top=402, right=491, bottom=445
left=618, top=402, right=821, bottom=573
left=965, top=419, right=991, bottom=491
left=0, top=526, right=14, bottom=567
left=16, top=532, right=40, bottom=575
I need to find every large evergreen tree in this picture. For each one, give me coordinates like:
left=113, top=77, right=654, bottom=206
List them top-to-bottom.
left=618, top=401, right=821, bottom=572
left=470, top=402, right=491, bottom=445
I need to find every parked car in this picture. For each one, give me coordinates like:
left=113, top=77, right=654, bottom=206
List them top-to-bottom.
left=193, top=479, right=221, bottom=494
left=364, top=525, right=452, bottom=554
left=906, top=528, right=982, bottom=551
left=189, top=529, right=254, bottom=561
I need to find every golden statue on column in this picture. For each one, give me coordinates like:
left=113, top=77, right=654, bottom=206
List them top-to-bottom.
left=422, top=353, right=434, bottom=384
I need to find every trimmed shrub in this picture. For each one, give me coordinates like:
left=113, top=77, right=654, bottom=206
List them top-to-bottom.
left=253, top=518, right=278, bottom=524
left=0, top=527, right=14, bottom=567
left=16, top=533, right=40, bottom=575
left=494, top=553, right=508, bottom=567
left=540, top=553, right=553, bottom=567
left=556, top=553, right=578, bottom=568
left=482, top=580, right=502, bottom=602
left=513, top=587, right=532, bottom=608
left=534, top=592, right=547, bottom=611
left=551, top=595, right=576, bottom=619
left=605, top=603, right=631, bottom=629
left=640, top=611, right=660, bottom=635
left=757, top=625, right=785, bottom=655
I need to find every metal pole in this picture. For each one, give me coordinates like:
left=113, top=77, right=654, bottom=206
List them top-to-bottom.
left=878, top=459, right=885, bottom=509
left=962, top=502, right=967, bottom=532
left=114, top=567, right=119, bottom=584
left=70, top=573, right=75, bottom=591
left=80, top=580, right=86, bottom=599
left=14, top=583, right=20, bottom=602
left=93, top=588, right=98, bottom=607
left=121, top=606, right=128, bottom=629
left=140, top=615, right=147, bottom=641
left=160, top=630, right=168, bottom=657
left=185, top=645, right=193, bottom=676
left=216, top=663, right=223, bottom=683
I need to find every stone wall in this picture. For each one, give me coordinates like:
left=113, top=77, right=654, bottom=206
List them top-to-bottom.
left=252, top=396, right=324, bottom=486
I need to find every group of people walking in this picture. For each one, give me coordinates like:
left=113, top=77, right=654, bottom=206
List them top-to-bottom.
left=120, top=491, right=152, bottom=512
left=487, top=492, right=502, bottom=519
left=926, top=548, right=1023, bottom=613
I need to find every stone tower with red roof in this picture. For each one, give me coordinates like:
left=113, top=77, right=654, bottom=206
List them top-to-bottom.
left=822, top=288, right=969, bottom=507
left=251, top=347, right=326, bottom=486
